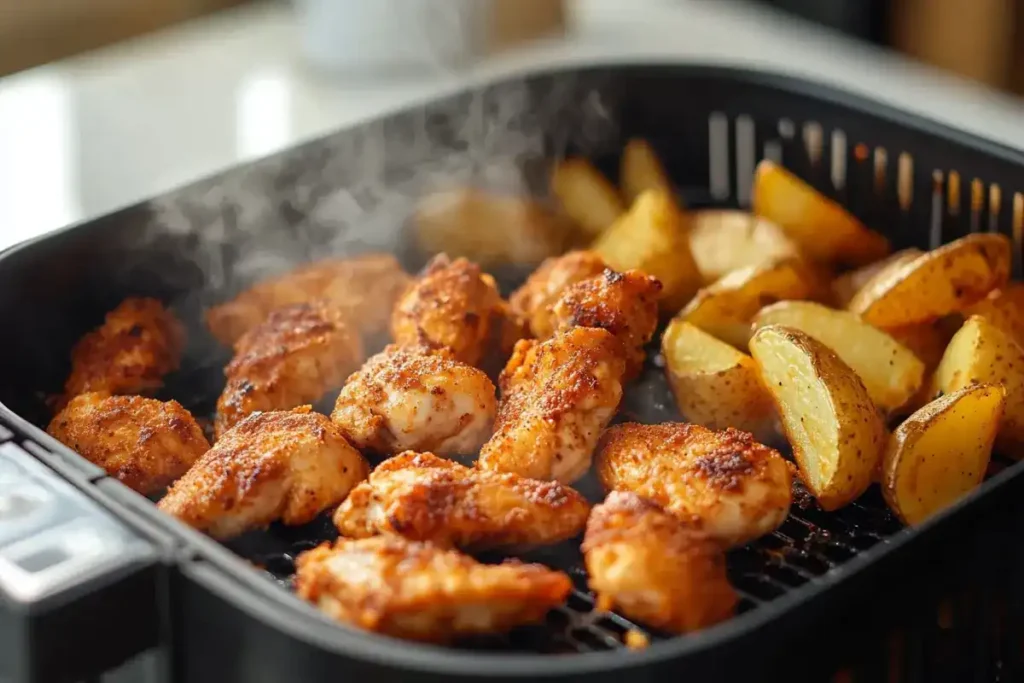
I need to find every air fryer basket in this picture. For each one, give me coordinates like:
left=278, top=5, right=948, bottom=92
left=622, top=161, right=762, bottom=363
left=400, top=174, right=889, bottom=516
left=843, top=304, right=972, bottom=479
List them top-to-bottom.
left=1, top=64, right=1024, bottom=682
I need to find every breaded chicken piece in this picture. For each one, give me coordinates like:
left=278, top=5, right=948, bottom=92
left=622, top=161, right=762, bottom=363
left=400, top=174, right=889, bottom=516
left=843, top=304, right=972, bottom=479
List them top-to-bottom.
left=508, top=250, right=608, bottom=340
left=206, top=253, right=411, bottom=346
left=390, top=254, right=503, bottom=366
left=550, top=268, right=662, bottom=379
left=62, top=298, right=184, bottom=405
left=214, top=301, right=363, bottom=439
left=477, top=328, right=626, bottom=483
left=331, top=345, right=496, bottom=457
left=47, top=393, right=209, bottom=495
left=159, top=407, right=369, bottom=539
left=595, top=422, right=792, bottom=546
left=334, top=451, right=590, bottom=550
left=583, top=492, right=737, bottom=633
left=295, top=535, right=571, bottom=643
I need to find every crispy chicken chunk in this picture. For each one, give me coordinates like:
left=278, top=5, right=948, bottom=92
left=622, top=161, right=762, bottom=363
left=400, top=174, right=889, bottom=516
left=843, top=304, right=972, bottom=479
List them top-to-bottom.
left=508, top=250, right=608, bottom=340
left=206, top=253, right=411, bottom=346
left=390, top=254, right=503, bottom=366
left=550, top=268, right=662, bottom=379
left=62, top=298, right=184, bottom=405
left=214, top=301, right=363, bottom=439
left=477, top=328, right=626, bottom=483
left=331, top=345, right=496, bottom=457
left=47, top=393, right=209, bottom=495
left=159, top=407, right=369, bottom=539
left=595, top=422, right=792, bottom=546
left=333, top=451, right=590, bottom=550
left=583, top=492, right=737, bottom=633
left=295, top=535, right=571, bottom=643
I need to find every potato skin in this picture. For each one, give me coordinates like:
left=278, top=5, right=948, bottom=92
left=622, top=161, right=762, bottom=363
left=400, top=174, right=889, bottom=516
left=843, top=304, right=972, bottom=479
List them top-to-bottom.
left=831, top=249, right=922, bottom=307
left=965, top=284, right=1024, bottom=349
left=750, top=326, right=886, bottom=510
left=882, top=384, right=1003, bottom=525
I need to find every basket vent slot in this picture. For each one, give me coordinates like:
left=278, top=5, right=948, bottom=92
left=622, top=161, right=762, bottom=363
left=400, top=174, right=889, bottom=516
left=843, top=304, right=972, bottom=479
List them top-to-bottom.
left=708, top=111, right=729, bottom=200
left=735, top=114, right=756, bottom=207
left=778, top=118, right=795, bottom=139
left=803, top=121, right=823, bottom=166
left=831, top=130, right=847, bottom=190
left=764, top=139, right=782, bottom=165
left=874, top=148, right=888, bottom=197
left=898, top=153, right=913, bottom=211
left=930, top=170, right=944, bottom=249
left=947, top=170, right=962, bottom=217
left=971, top=178, right=984, bottom=234
left=990, top=184, right=1003, bottom=235
left=1014, top=192, right=1024, bottom=279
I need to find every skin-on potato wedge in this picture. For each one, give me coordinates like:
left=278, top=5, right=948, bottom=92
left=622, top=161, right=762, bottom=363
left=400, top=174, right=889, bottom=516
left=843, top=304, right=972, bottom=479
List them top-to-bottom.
left=620, top=138, right=673, bottom=204
left=551, top=158, right=625, bottom=236
left=752, top=159, right=890, bottom=266
left=414, top=188, right=573, bottom=267
left=592, top=189, right=702, bottom=313
left=688, top=210, right=802, bottom=283
left=848, top=233, right=1011, bottom=328
left=831, top=249, right=923, bottom=308
left=677, top=257, right=820, bottom=349
left=964, top=284, right=1024, bottom=349
left=752, top=301, right=924, bottom=415
left=933, top=315, right=1024, bottom=454
left=883, top=318, right=961, bottom=373
left=661, top=319, right=776, bottom=443
left=750, top=326, right=887, bottom=510
left=882, top=383, right=1003, bottom=525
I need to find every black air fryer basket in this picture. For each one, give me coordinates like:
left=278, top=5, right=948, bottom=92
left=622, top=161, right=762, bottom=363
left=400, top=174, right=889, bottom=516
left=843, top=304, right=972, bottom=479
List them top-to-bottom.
left=1, top=64, right=1024, bottom=683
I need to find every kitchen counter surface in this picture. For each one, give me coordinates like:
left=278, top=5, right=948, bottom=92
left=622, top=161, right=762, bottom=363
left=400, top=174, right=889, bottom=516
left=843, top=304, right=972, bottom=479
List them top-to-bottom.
left=1, top=0, right=1023, bottom=250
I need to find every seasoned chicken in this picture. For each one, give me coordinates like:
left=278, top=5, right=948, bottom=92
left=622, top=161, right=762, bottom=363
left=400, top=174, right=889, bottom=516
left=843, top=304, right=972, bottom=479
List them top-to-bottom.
left=508, top=250, right=608, bottom=340
left=205, top=253, right=411, bottom=346
left=390, top=254, right=503, bottom=366
left=550, top=268, right=662, bottom=378
left=62, top=298, right=184, bottom=405
left=214, top=301, right=363, bottom=439
left=477, top=328, right=626, bottom=483
left=331, top=344, right=496, bottom=457
left=47, top=393, right=209, bottom=495
left=159, top=407, right=369, bottom=539
left=595, top=422, right=792, bottom=546
left=334, top=451, right=590, bottom=550
left=583, top=491, right=737, bottom=633
left=295, top=535, right=571, bottom=643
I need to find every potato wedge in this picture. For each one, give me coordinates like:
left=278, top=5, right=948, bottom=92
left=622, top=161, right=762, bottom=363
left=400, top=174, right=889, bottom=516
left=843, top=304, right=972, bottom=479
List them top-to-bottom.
left=620, top=138, right=673, bottom=204
left=551, top=158, right=625, bottom=236
left=752, top=159, right=890, bottom=266
left=414, top=188, right=572, bottom=267
left=593, top=189, right=702, bottom=313
left=688, top=210, right=802, bottom=283
left=848, top=233, right=1010, bottom=327
left=831, top=249, right=923, bottom=307
left=677, top=257, right=820, bottom=349
left=964, top=284, right=1024, bottom=349
left=753, top=301, right=924, bottom=414
left=933, top=315, right=1024, bottom=454
left=883, top=318, right=961, bottom=373
left=662, top=319, right=776, bottom=442
left=750, top=326, right=886, bottom=510
left=882, top=383, right=1003, bottom=525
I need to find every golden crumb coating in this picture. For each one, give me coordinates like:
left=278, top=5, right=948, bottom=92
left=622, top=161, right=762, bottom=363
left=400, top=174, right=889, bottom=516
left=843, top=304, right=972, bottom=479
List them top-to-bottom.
left=508, top=250, right=609, bottom=340
left=205, top=253, right=411, bottom=346
left=390, top=254, right=503, bottom=366
left=550, top=268, right=662, bottom=379
left=62, top=298, right=184, bottom=405
left=214, top=301, right=363, bottom=439
left=477, top=328, right=626, bottom=483
left=331, top=345, right=496, bottom=456
left=47, top=393, right=209, bottom=495
left=159, top=407, right=369, bottom=539
left=596, top=422, right=791, bottom=546
left=334, top=451, right=590, bottom=551
left=583, top=492, right=737, bottom=633
left=295, top=535, right=571, bottom=643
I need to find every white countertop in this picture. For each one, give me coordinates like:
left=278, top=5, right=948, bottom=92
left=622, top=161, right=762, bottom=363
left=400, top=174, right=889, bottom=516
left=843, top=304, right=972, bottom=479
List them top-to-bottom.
left=1, top=0, right=1022, bottom=251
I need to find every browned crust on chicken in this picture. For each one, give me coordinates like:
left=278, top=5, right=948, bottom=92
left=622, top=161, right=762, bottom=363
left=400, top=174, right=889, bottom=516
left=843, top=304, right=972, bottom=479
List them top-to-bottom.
left=508, top=250, right=609, bottom=340
left=390, top=254, right=503, bottom=366
left=551, top=268, right=662, bottom=378
left=62, top=298, right=184, bottom=406
left=214, top=301, right=363, bottom=439
left=47, top=392, right=209, bottom=495
left=333, top=451, right=591, bottom=550
left=583, top=491, right=737, bottom=633
left=295, top=535, right=571, bottom=643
